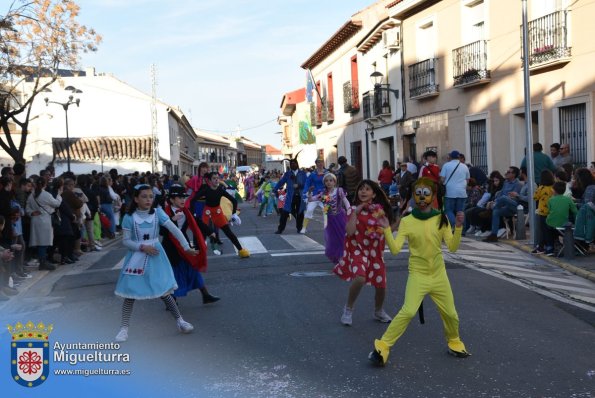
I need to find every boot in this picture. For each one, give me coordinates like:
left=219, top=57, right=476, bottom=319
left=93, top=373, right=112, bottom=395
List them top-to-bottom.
left=39, top=259, right=56, bottom=271
left=200, top=288, right=220, bottom=304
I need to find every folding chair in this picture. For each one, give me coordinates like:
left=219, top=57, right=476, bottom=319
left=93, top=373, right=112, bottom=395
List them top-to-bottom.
left=556, top=226, right=587, bottom=257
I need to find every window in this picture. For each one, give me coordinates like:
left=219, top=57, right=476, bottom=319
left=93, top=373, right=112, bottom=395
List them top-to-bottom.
left=462, top=0, right=485, bottom=42
left=416, top=19, right=435, bottom=62
left=559, top=103, right=587, bottom=168
left=469, top=119, right=488, bottom=174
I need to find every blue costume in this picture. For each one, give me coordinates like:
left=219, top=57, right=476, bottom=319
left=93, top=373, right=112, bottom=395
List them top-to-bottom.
left=273, top=167, right=307, bottom=234
left=115, top=208, right=189, bottom=299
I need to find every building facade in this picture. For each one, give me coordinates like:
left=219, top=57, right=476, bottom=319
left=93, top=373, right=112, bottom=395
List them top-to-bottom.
left=280, top=0, right=594, bottom=177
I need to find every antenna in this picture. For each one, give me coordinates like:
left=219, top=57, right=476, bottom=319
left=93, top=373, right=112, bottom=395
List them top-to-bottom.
left=150, top=64, right=159, bottom=172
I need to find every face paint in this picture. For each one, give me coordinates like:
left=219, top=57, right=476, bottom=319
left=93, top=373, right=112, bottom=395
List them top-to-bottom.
left=413, top=184, right=434, bottom=210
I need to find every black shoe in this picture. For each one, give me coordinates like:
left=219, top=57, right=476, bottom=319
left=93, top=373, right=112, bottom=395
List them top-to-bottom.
left=274, top=229, right=282, bottom=234
left=68, top=255, right=79, bottom=262
left=63, top=257, right=75, bottom=264
left=39, top=263, right=56, bottom=271
left=202, top=294, right=220, bottom=304
left=368, top=350, right=385, bottom=366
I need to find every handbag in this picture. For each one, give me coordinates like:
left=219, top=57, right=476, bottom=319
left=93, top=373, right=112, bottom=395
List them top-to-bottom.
left=34, top=196, right=61, bottom=228
left=51, top=212, right=62, bottom=228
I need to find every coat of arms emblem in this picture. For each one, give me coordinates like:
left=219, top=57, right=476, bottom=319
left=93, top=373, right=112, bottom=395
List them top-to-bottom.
left=7, top=321, right=53, bottom=387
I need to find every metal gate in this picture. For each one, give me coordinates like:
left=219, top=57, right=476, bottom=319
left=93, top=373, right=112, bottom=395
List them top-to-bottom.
left=559, top=103, right=587, bottom=168
left=469, top=119, right=488, bottom=174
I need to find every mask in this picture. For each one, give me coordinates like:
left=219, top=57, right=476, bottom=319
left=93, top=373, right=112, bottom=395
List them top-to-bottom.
left=412, top=179, right=435, bottom=210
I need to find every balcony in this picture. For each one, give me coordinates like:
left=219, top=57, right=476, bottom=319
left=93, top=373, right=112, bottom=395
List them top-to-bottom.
left=523, top=10, right=571, bottom=70
left=452, top=40, right=491, bottom=88
left=408, top=58, right=439, bottom=99
left=343, top=81, right=360, bottom=113
left=363, top=85, right=392, bottom=122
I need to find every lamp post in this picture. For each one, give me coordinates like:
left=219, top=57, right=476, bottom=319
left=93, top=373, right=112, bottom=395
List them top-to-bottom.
left=370, top=71, right=399, bottom=102
left=45, top=86, right=83, bottom=173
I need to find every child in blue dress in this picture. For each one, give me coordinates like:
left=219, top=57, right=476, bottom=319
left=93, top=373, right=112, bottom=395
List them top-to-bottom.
left=114, top=184, right=198, bottom=342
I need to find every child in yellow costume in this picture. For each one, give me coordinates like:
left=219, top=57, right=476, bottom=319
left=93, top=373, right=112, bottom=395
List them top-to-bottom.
left=369, top=177, right=470, bottom=366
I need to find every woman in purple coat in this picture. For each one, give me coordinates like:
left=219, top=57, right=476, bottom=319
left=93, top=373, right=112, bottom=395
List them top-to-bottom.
left=321, top=173, right=351, bottom=263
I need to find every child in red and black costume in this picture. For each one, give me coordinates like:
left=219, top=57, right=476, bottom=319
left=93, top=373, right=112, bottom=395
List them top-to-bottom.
left=194, top=173, right=250, bottom=258
left=162, top=185, right=219, bottom=305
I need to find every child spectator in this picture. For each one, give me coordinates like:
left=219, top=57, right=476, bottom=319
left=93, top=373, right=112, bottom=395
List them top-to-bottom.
left=533, top=170, right=555, bottom=255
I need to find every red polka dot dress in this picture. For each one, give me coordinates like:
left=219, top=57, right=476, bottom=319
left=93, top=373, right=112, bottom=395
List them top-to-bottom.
left=333, top=204, right=387, bottom=288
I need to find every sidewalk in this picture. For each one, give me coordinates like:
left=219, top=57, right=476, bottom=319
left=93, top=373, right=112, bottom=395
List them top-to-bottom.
left=470, top=230, right=595, bottom=282
left=0, top=235, right=123, bottom=309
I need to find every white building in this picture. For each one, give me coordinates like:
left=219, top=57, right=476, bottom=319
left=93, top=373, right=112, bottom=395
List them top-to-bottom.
left=13, top=67, right=197, bottom=176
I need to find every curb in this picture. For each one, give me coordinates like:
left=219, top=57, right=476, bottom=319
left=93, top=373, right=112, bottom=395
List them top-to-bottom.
left=505, top=239, right=595, bottom=282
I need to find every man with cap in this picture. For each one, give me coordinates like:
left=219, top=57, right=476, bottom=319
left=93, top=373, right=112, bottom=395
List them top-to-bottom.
left=440, top=150, right=470, bottom=228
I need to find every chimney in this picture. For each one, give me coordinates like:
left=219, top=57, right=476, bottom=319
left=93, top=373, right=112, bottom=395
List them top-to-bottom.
left=85, top=67, right=96, bottom=77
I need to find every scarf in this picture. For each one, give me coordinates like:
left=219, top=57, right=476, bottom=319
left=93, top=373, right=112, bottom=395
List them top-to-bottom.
left=164, top=203, right=207, bottom=272
left=411, top=208, right=441, bottom=220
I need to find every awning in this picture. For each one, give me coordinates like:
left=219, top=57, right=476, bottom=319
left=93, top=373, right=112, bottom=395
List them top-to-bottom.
left=52, top=136, right=153, bottom=161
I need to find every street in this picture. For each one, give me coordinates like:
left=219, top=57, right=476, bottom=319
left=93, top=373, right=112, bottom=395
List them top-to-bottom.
left=1, top=202, right=594, bottom=398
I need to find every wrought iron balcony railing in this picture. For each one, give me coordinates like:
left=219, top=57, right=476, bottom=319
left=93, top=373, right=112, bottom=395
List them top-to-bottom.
left=522, top=10, right=571, bottom=68
left=452, top=40, right=491, bottom=87
left=408, top=58, right=439, bottom=99
left=343, top=81, right=360, bottom=113
left=363, top=85, right=392, bottom=121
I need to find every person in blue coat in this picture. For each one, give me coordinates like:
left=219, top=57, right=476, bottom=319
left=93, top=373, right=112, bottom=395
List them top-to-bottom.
left=273, top=157, right=307, bottom=234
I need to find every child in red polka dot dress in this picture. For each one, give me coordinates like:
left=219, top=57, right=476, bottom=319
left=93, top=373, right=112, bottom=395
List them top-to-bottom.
left=333, top=179, right=395, bottom=326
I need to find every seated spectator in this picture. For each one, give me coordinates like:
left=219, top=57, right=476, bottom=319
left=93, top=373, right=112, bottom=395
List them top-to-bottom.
left=483, top=166, right=524, bottom=242
left=573, top=167, right=595, bottom=250
left=465, top=171, right=503, bottom=236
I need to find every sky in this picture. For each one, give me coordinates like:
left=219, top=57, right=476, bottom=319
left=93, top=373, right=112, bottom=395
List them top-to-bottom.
left=77, top=0, right=376, bottom=147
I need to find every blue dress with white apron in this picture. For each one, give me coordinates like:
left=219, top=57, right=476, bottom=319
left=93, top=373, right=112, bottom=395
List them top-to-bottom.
left=115, top=208, right=181, bottom=299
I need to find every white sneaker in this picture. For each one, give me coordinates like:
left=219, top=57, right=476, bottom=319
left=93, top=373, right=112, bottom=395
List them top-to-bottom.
left=466, top=226, right=476, bottom=235
left=300, top=228, right=307, bottom=234
left=497, top=228, right=508, bottom=238
left=474, top=230, right=483, bottom=237
left=479, top=231, right=492, bottom=237
left=94, top=245, right=102, bottom=251
left=26, top=259, right=40, bottom=267
left=341, top=306, right=353, bottom=326
left=374, top=309, right=393, bottom=323
left=177, top=318, right=194, bottom=334
left=115, top=327, right=128, bottom=342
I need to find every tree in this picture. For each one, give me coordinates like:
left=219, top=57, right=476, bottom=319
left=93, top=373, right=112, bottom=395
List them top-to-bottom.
left=0, top=0, right=101, bottom=165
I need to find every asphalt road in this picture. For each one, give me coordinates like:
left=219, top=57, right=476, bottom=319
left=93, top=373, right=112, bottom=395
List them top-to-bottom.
left=1, top=202, right=594, bottom=398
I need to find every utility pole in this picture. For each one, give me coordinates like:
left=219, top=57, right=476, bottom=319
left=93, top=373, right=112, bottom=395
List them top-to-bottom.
left=521, top=0, right=536, bottom=245
left=151, top=64, right=159, bottom=173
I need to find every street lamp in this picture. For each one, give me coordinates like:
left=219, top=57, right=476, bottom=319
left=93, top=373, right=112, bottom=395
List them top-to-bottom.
left=370, top=71, right=399, bottom=101
left=45, top=86, right=83, bottom=173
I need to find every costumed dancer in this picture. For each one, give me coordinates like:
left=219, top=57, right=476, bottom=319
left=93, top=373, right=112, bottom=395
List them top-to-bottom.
left=273, top=153, right=307, bottom=234
left=301, top=158, right=327, bottom=234
left=186, top=162, right=222, bottom=255
left=195, top=172, right=250, bottom=258
left=321, top=173, right=351, bottom=264
left=368, top=177, right=469, bottom=366
left=333, top=180, right=394, bottom=326
left=114, top=184, right=197, bottom=342
left=163, top=185, right=220, bottom=305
